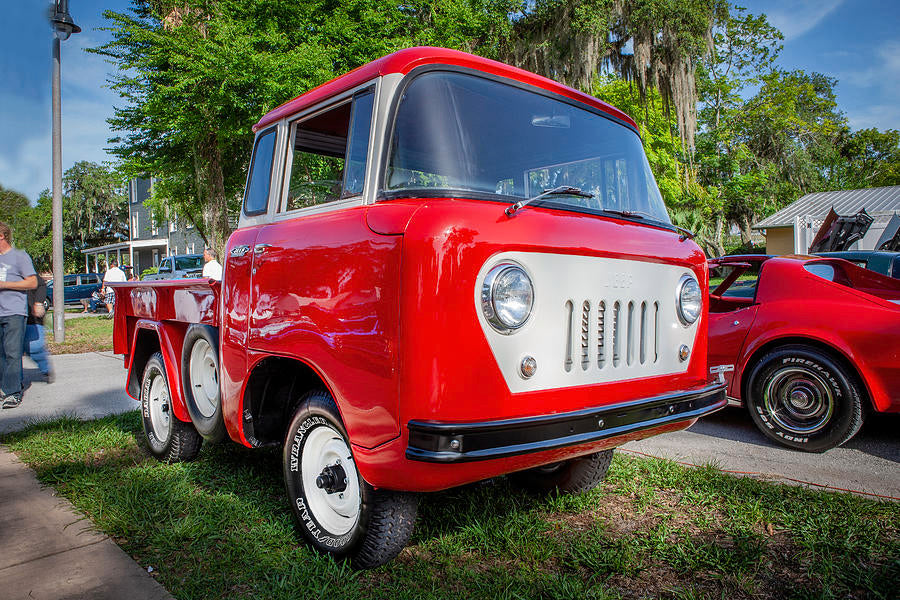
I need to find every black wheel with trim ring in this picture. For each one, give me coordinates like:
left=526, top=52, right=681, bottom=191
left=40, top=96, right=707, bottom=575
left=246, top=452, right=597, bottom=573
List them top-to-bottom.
left=746, top=345, right=864, bottom=452
left=140, top=352, right=203, bottom=463
left=282, top=389, right=418, bottom=568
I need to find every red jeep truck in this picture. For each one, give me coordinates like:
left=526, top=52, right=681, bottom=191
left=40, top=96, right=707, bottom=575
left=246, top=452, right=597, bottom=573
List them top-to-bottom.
left=112, top=47, right=726, bottom=568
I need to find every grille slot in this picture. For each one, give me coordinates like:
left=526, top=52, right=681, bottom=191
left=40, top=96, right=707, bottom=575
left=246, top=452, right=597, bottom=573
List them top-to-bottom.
left=564, top=296, right=660, bottom=372
left=564, top=300, right=574, bottom=372
left=581, top=301, right=591, bottom=370
left=597, top=301, right=606, bottom=369
left=612, top=301, right=620, bottom=367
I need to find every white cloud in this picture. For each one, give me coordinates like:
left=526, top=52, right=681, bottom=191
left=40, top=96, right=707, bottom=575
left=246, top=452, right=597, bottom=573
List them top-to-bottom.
left=764, top=0, right=845, bottom=40
left=0, top=30, right=119, bottom=202
left=837, top=41, right=900, bottom=130
left=846, top=103, right=900, bottom=131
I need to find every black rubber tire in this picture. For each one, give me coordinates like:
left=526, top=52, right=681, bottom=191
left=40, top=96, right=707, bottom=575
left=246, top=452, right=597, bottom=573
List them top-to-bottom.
left=180, top=325, right=226, bottom=442
left=746, top=345, right=864, bottom=452
left=141, top=352, right=203, bottom=463
left=283, top=389, right=418, bottom=569
left=511, top=450, right=614, bottom=494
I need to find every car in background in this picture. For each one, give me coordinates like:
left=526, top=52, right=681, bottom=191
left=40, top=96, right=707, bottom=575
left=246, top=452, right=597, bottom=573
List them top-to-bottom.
left=814, top=251, right=900, bottom=279
left=142, top=254, right=204, bottom=280
left=707, top=254, right=900, bottom=451
left=46, top=273, right=101, bottom=307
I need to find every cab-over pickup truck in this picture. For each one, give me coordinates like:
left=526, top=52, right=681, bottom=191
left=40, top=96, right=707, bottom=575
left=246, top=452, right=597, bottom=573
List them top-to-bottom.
left=112, top=47, right=726, bottom=568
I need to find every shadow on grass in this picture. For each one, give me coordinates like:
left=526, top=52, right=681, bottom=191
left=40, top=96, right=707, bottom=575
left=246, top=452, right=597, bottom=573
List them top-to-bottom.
left=3, top=412, right=898, bottom=600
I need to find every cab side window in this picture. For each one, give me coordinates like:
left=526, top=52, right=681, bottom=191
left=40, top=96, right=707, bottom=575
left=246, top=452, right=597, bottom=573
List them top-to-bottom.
left=283, top=89, right=374, bottom=212
left=244, top=127, right=278, bottom=216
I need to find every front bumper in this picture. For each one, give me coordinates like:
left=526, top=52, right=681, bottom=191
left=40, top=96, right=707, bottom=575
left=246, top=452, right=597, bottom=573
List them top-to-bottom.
left=406, top=382, right=726, bottom=463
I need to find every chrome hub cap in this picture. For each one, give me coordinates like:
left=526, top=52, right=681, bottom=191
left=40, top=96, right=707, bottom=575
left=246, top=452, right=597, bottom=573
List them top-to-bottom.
left=188, top=339, right=218, bottom=418
left=764, top=367, right=833, bottom=434
left=148, top=372, right=171, bottom=441
left=301, top=426, right=360, bottom=535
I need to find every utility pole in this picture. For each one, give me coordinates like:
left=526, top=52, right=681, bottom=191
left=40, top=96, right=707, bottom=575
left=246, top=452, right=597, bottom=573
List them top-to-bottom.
left=50, top=0, right=80, bottom=342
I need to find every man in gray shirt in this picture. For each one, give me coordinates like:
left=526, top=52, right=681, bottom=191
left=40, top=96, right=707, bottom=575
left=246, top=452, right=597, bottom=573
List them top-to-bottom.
left=0, top=222, right=37, bottom=409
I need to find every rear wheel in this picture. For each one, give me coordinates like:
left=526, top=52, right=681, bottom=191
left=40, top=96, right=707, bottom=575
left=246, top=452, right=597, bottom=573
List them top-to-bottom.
left=181, top=325, right=226, bottom=442
left=746, top=345, right=864, bottom=452
left=141, top=352, right=202, bottom=462
left=283, top=390, right=418, bottom=568
left=511, top=450, right=613, bottom=494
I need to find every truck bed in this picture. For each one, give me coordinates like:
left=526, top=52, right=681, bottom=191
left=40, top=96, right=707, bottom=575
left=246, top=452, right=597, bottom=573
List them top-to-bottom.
left=111, top=278, right=220, bottom=365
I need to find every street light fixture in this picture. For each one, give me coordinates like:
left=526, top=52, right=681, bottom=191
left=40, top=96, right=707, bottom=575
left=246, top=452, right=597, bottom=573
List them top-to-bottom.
left=50, top=0, right=80, bottom=343
left=51, top=0, right=81, bottom=39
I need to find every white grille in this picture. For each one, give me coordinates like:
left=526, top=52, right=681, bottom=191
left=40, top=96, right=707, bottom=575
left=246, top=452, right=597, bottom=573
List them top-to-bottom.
left=475, top=251, right=701, bottom=393
left=566, top=298, right=659, bottom=373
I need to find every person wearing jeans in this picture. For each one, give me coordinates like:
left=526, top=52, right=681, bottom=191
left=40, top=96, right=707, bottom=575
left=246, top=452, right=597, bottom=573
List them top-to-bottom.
left=0, top=221, right=37, bottom=409
left=24, top=275, right=52, bottom=383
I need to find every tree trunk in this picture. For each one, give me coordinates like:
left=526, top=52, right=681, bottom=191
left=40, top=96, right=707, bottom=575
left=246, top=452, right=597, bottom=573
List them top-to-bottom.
left=197, top=132, right=231, bottom=258
left=711, top=213, right=726, bottom=257
left=739, top=214, right=754, bottom=245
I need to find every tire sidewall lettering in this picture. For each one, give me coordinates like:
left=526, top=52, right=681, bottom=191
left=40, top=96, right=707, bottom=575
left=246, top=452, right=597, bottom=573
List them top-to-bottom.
left=286, top=412, right=357, bottom=551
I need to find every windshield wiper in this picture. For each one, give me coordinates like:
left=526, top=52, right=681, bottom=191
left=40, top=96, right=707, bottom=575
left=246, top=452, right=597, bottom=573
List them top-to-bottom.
left=505, top=185, right=594, bottom=217
left=601, top=209, right=695, bottom=241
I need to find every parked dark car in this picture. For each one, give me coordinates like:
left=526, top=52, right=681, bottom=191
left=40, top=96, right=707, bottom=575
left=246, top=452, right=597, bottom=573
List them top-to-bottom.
left=814, top=251, right=900, bottom=279
left=143, top=254, right=204, bottom=280
left=46, top=273, right=101, bottom=307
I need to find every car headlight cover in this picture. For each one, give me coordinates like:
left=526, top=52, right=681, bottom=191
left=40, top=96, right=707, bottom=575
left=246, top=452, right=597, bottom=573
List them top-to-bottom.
left=482, top=263, right=534, bottom=333
left=677, top=274, right=702, bottom=325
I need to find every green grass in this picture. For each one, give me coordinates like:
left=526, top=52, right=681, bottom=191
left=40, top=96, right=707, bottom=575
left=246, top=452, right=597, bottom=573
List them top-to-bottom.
left=44, top=314, right=113, bottom=354
left=2, top=413, right=898, bottom=600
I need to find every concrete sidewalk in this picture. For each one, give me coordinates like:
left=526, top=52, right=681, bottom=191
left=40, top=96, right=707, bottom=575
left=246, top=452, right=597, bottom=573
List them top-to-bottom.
left=0, top=351, right=173, bottom=600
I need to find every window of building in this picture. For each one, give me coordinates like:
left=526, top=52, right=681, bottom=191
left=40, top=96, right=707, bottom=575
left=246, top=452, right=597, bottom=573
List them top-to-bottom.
left=282, top=89, right=374, bottom=212
left=150, top=209, right=159, bottom=236
left=131, top=212, right=139, bottom=238
left=169, top=212, right=177, bottom=233
left=152, top=249, right=159, bottom=266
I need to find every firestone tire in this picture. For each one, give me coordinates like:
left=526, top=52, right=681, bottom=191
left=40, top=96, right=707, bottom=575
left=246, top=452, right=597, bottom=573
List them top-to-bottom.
left=180, top=325, right=226, bottom=442
left=746, top=345, right=864, bottom=452
left=141, top=352, right=203, bottom=463
left=283, top=390, right=418, bottom=569
left=511, top=450, right=614, bottom=494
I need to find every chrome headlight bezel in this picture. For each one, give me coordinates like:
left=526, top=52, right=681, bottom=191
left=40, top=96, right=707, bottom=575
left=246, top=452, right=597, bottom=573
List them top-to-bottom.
left=481, top=262, right=534, bottom=334
left=676, top=274, right=702, bottom=326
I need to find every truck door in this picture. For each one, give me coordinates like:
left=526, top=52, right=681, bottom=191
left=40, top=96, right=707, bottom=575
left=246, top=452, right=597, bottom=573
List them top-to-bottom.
left=220, top=126, right=278, bottom=437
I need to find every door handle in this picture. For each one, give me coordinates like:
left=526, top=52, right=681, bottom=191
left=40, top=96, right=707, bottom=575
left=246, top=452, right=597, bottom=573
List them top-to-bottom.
left=253, top=243, right=272, bottom=254
left=229, top=244, right=250, bottom=258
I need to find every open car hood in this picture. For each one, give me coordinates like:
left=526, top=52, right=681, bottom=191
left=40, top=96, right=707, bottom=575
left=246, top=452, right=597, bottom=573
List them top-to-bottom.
left=807, top=208, right=874, bottom=253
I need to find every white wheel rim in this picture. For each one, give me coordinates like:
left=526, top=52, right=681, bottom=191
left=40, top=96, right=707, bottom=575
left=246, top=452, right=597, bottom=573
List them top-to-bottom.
left=189, top=339, right=218, bottom=418
left=147, top=370, right=171, bottom=442
left=301, top=425, right=361, bottom=536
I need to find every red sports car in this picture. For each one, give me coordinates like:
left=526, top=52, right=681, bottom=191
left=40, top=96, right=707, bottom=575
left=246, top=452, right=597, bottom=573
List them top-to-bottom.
left=707, top=255, right=900, bottom=451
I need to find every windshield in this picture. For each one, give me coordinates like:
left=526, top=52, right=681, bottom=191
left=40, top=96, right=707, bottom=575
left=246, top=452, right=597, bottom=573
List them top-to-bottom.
left=385, top=71, right=671, bottom=225
left=175, top=256, right=203, bottom=271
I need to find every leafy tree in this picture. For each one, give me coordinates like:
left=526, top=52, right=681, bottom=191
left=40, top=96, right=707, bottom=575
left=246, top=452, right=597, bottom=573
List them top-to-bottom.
left=828, top=128, right=900, bottom=190
left=63, top=161, right=129, bottom=251
left=0, top=184, right=31, bottom=223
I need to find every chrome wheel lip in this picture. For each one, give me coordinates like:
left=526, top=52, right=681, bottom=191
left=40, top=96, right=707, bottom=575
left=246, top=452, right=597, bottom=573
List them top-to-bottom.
left=188, top=339, right=218, bottom=418
left=763, top=367, right=834, bottom=434
left=147, top=370, right=171, bottom=442
left=301, top=425, right=361, bottom=536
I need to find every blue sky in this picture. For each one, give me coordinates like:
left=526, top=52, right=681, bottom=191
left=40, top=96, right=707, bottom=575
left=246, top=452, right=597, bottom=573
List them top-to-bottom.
left=2, top=1, right=899, bottom=203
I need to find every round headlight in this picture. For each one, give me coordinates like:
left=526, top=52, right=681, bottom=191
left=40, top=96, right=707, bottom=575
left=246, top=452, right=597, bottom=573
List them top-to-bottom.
left=481, top=263, right=534, bottom=333
left=677, top=275, right=702, bottom=325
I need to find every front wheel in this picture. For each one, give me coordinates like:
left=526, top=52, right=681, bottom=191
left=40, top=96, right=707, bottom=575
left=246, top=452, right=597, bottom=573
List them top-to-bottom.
left=746, top=345, right=864, bottom=452
left=141, top=352, right=202, bottom=462
left=283, top=390, right=418, bottom=568
left=511, top=450, right=613, bottom=494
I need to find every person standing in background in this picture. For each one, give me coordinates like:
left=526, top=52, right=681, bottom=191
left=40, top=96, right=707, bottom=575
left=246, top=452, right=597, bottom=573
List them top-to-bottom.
left=0, top=222, right=37, bottom=409
left=202, top=247, right=223, bottom=280
left=102, top=260, right=127, bottom=315
left=25, top=274, right=53, bottom=383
